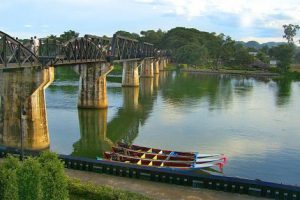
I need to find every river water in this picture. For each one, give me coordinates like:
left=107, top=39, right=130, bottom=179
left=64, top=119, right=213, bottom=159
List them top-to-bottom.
left=45, top=67, right=300, bottom=185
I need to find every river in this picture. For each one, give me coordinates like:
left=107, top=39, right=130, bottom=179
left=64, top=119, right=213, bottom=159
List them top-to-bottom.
left=45, top=67, right=300, bottom=185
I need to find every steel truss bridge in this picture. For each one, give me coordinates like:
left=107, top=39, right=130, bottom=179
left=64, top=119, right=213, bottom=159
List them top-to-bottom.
left=0, top=31, right=168, bottom=69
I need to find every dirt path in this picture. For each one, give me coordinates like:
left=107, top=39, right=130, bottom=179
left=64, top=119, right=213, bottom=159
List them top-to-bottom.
left=66, top=169, right=266, bottom=200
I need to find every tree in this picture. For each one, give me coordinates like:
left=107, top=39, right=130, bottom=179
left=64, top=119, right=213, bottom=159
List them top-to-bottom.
left=283, top=24, right=300, bottom=44
left=140, top=29, right=165, bottom=47
left=59, top=30, right=79, bottom=42
left=115, top=30, right=140, bottom=40
left=175, top=44, right=209, bottom=66
left=272, top=44, right=295, bottom=72
left=256, top=51, right=270, bottom=64
left=294, top=51, right=300, bottom=63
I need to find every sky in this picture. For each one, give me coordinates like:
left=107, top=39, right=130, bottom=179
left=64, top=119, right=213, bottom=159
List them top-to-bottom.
left=0, top=0, right=299, bottom=43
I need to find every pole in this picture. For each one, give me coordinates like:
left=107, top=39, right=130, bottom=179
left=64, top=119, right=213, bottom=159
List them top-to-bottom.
left=20, top=103, right=26, bottom=161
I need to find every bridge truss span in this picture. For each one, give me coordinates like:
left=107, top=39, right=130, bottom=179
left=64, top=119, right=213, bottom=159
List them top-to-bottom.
left=0, top=31, right=40, bottom=69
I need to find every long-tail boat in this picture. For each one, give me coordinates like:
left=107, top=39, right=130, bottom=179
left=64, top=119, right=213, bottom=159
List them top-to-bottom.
left=117, top=142, right=225, bottom=159
left=112, top=146, right=226, bottom=163
left=103, top=152, right=225, bottom=170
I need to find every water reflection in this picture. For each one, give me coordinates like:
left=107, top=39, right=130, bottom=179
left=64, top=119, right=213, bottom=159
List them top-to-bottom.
left=274, top=79, right=292, bottom=106
left=72, top=109, right=112, bottom=158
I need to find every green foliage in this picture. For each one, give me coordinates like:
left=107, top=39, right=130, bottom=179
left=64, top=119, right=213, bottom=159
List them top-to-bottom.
left=283, top=24, right=300, bottom=44
left=140, top=29, right=165, bottom=47
left=59, top=30, right=79, bottom=42
left=115, top=30, right=140, bottom=40
left=175, top=44, right=208, bottom=65
left=232, top=44, right=254, bottom=66
left=271, top=44, right=295, bottom=72
left=256, top=51, right=270, bottom=64
left=294, top=51, right=300, bottom=63
left=38, top=151, right=69, bottom=200
left=0, top=154, right=69, bottom=200
left=0, top=156, right=20, bottom=200
left=17, top=157, right=42, bottom=200
left=68, top=178, right=151, bottom=200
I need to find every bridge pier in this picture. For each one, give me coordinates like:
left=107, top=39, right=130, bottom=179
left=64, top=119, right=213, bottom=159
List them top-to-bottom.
left=159, top=58, right=165, bottom=71
left=140, top=59, right=154, bottom=78
left=153, top=60, right=160, bottom=74
left=122, top=61, right=139, bottom=87
left=74, top=63, right=113, bottom=109
left=0, top=67, right=54, bottom=150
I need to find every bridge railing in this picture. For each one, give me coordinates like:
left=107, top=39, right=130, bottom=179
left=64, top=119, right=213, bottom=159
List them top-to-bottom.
left=0, top=31, right=39, bottom=69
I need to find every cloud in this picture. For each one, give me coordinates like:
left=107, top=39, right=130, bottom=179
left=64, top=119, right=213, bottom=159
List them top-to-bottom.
left=135, top=0, right=300, bottom=30
left=24, top=24, right=32, bottom=28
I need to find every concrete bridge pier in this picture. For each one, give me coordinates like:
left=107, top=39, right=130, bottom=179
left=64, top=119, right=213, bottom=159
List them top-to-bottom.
left=159, top=58, right=166, bottom=71
left=140, top=59, right=154, bottom=78
left=153, top=60, right=160, bottom=74
left=122, top=61, right=139, bottom=87
left=73, top=63, right=113, bottom=109
left=0, top=67, right=54, bottom=150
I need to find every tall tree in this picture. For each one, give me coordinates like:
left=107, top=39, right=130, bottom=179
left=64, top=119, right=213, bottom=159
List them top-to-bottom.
left=283, top=24, right=300, bottom=44
left=59, top=30, right=79, bottom=42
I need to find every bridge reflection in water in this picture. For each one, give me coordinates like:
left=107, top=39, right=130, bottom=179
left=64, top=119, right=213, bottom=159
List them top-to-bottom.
left=72, top=75, right=161, bottom=158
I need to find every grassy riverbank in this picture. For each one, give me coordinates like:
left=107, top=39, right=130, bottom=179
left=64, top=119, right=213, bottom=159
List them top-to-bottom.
left=180, top=64, right=300, bottom=80
left=181, top=67, right=279, bottom=77
left=69, top=178, right=152, bottom=200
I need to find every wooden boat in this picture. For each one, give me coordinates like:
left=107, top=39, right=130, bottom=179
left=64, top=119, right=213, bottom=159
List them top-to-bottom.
left=117, top=142, right=225, bottom=159
left=112, top=146, right=226, bottom=163
left=103, top=152, right=225, bottom=170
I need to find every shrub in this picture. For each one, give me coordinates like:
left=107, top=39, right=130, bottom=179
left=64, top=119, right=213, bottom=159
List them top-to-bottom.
left=38, top=151, right=69, bottom=200
left=0, top=155, right=20, bottom=200
left=17, top=157, right=42, bottom=200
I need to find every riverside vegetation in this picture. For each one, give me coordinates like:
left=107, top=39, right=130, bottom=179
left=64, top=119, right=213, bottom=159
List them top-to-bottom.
left=37, top=25, right=300, bottom=79
left=0, top=152, right=150, bottom=200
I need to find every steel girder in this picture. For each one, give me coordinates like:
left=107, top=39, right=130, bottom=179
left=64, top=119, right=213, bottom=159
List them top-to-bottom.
left=0, top=31, right=39, bottom=69
left=0, top=31, right=168, bottom=68
left=111, top=34, right=155, bottom=62
left=39, top=36, right=110, bottom=66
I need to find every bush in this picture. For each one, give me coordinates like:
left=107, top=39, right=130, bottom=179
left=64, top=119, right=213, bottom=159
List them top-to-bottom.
left=38, top=151, right=69, bottom=200
left=0, top=156, right=20, bottom=200
left=17, top=157, right=42, bottom=200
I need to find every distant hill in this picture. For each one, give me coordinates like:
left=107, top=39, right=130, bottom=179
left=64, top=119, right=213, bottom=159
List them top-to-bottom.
left=237, top=41, right=286, bottom=49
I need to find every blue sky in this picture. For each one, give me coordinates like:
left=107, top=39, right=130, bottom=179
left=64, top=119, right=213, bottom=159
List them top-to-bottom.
left=0, top=0, right=299, bottom=43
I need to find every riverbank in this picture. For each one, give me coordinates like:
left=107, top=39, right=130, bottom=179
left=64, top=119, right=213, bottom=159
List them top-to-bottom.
left=181, top=68, right=280, bottom=77
left=66, top=169, right=266, bottom=200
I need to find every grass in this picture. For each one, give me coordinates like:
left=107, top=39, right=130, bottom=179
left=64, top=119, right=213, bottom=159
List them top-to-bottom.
left=68, top=178, right=152, bottom=200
